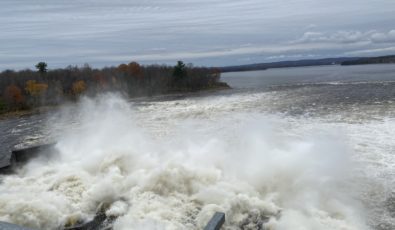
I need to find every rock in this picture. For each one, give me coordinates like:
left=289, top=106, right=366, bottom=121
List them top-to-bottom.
left=64, top=203, right=117, bottom=230
left=64, top=212, right=108, bottom=230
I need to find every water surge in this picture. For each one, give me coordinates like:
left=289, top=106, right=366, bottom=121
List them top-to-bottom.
left=0, top=94, right=371, bottom=230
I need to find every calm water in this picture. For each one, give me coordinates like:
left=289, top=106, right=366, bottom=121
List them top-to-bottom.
left=0, top=64, right=394, bottom=230
left=223, top=64, right=395, bottom=89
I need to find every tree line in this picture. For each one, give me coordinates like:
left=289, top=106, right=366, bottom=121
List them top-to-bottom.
left=341, top=55, right=395, bottom=66
left=0, top=61, right=228, bottom=113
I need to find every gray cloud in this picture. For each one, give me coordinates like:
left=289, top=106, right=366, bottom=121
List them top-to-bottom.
left=0, top=0, right=395, bottom=69
left=297, top=30, right=395, bottom=44
left=371, top=30, right=395, bottom=43
left=345, top=46, right=395, bottom=56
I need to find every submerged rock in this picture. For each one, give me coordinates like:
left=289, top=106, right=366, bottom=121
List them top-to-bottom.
left=64, top=203, right=118, bottom=230
left=64, top=212, right=108, bottom=230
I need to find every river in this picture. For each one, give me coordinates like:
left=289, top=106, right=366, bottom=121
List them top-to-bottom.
left=0, top=64, right=394, bottom=230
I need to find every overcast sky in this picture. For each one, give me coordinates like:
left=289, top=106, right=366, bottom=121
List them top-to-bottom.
left=1, top=0, right=395, bottom=70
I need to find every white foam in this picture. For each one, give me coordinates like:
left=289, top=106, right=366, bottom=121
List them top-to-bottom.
left=0, top=94, right=386, bottom=229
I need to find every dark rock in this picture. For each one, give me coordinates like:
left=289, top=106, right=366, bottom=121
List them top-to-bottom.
left=64, top=203, right=117, bottom=230
left=239, top=210, right=270, bottom=230
left=64, top=212, right=108, bottom=230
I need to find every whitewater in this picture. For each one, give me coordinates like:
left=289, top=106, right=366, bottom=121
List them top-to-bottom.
left=0, top=65, right=394, bottom=230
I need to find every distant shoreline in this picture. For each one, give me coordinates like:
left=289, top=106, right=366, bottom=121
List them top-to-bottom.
left=218, top=54, right=395, bottom=73
left=341, top=55, right=395, bottom=66
left=221, top=62, right=395, bottom=74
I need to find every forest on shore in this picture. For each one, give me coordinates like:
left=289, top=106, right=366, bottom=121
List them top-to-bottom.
left=341, top=55, right=395, bottom=66
left=0, top=61, right=228, bottom=114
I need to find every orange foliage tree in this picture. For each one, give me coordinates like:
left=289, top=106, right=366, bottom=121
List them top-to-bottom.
left=127, top=62, right=141, bottom=76
left=117, top=64, right=128, bottom=74
left=72, top=80, right=86, bottom=95
left=4, top=85, right=24, bottom=108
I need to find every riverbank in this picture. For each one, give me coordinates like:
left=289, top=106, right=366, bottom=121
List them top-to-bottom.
left=0, top=83, right=231, bottom=120
left=0, top=106, right=54, bottom=121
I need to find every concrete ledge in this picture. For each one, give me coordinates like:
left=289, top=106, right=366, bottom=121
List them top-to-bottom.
left=0, top=143, right=57, bottom=174
left=11, top=143, right=56, bottom=163
left=204, top=212, right=225, bottom=230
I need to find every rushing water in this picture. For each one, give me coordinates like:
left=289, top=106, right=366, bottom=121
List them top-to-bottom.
left=0, top=64, right=394, bottom=230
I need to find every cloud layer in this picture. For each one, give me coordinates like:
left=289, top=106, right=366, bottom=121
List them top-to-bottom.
left=0, top=0, right=395, bottom=69
left=298, top=30, right=395, bottom=44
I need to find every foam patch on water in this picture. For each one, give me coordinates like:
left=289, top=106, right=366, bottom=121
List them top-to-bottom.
left=0, top=94, right=370, bottom=229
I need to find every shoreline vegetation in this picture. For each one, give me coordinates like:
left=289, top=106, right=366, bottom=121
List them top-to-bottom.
left=1, top=54, right=394, bottom=119
left=341, top=55, right=395, bottom=66
left=219, top=57, right=361, bottom=72
left=0, top=61, right=230, bottom=118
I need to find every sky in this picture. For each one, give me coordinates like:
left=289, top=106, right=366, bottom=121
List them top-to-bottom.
left=1, top=0, right=395, bottom=70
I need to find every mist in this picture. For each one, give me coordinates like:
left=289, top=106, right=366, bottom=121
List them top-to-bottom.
left=0, top=94, right=368, bottom=229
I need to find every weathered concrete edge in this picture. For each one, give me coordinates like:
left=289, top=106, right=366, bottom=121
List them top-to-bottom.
left=0, top=143, right=57, bottom=173
left=204, top=212, right=225, bottom=230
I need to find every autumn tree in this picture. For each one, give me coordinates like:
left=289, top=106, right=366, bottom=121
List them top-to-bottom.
left=0, top=60, right=226, bottom=114
left=35, top=62, right=47, bottom=73
left=127, top=62, right=141, bottom=76
left=117, top=64, right=128, bottom=74
left=93, top=73, right=108, bottom=90
left=24, top=80, right=48, bottom=106
left=25, top=80, right=48, bottom=97
left=72, top=80, right=86, bottom=95
left=4, top=85, right=24, bottom=109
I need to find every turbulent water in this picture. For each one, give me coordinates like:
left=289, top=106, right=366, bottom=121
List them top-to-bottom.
left=0, top=64, right=395, bottom=230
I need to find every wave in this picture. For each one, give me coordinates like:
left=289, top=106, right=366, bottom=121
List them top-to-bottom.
left=0, top=94, right=372, bottom=229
